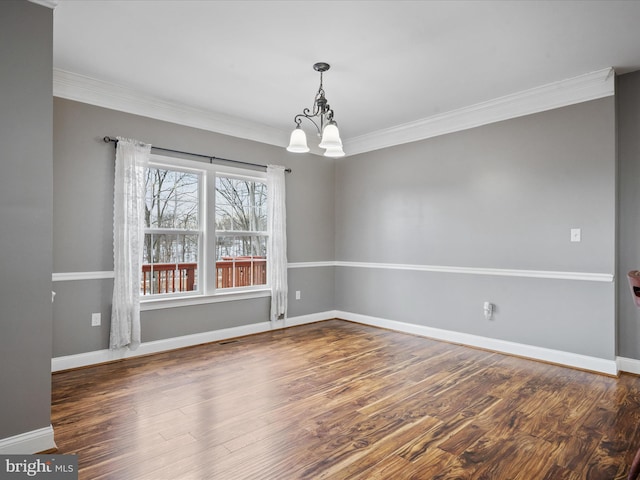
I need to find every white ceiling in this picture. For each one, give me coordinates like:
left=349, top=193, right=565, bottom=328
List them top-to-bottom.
left=53, top=0, right=640, bottom=151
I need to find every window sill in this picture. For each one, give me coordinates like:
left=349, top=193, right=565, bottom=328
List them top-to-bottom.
left=140, top=288, right=271, bottom=311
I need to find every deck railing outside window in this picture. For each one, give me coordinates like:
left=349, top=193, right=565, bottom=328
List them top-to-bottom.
left=216, top=256, right=267, bottom=289
left=141, top=257, right=266, bottom=294
left=141, top=263, right=196, bottom=295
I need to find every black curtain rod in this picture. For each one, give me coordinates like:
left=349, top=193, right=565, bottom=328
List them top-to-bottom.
left=103, top=136, right=292, bottom=173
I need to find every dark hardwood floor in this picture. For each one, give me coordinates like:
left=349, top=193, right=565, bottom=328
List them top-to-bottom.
left=51, top=319, right=640, bottom=479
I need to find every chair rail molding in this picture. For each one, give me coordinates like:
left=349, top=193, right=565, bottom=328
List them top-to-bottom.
left=52, top=262, right=614, bottom=283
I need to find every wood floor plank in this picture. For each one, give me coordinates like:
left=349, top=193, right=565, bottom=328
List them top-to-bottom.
left=50, top=319, right=640, bottom=479
left=328, top=418, right=442, bottom=479
left=438, top=423, right=488, bottom=456
left=541, top=464, right=582, bottom=480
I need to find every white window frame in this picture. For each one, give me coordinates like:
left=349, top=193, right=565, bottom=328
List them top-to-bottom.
left=141, top=154, right=270, bottom=310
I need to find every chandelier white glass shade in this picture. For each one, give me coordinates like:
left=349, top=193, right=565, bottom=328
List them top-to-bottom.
left=286, top=62, right=345, bottom=157
left=286, top=126, right=309, bottom=153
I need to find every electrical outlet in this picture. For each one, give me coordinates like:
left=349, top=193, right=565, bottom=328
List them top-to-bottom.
left=570, top=228, right=581, bottom=242
left=295, top=290, right=301, bottom=300
left=483, top=302, right=494, bottom=321
left=91, top=313, right=101, bottom=326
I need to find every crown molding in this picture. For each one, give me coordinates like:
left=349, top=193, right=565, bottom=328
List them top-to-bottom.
left=28, top=0, right=58, bottom=8
left=54, top=67, right=615, bottom=157
left=343, top=67, right=615, bottom=156
left=53, top=69, right=290, bottom=149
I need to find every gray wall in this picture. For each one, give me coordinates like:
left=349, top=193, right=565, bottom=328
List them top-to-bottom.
left=0, top=1, right=53, bottom=440
left=52, top=59, right=633, bottom=365
left=617, top=71, right=640, bottom=359
left=54, top=94, right=620, bottom=362
left=52, top=98, right=335, bottom=356
left=335, top=98, right=617, bottom=359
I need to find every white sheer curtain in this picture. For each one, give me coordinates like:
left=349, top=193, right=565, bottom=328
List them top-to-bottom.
left=110, top=137, right=151, bottom=350
left=267, top=165, right=288, bottom=322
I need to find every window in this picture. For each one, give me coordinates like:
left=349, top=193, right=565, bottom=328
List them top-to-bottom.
left=141, top=155, right=268, bottom=300
left=143, top=164, right=202, bottom=296
left=215, top=176, right=267, bottom=289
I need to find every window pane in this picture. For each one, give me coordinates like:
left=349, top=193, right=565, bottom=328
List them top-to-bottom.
left=142, top=162, right=202, bottom=297
left=145, top=168, right=199, bottom=229
left=213, top=175, right=268, bottom=290
left=215, top=176, right=267, bottom=232
left=257, top=205, right=267, bottom=231
left=142, top=233, right=199, bottom=295
left=144, top=233, right=177, bottom=263
left=177, top=234, right=199, bottom=263
left=215, top=235, right=267, bottom=288
left=215, top=235, right=242, bottom=260
left=215, top=235, right=236, bottom=289
left=254, top=235, right=267, bottom=258
left=252, top=236, right=267, bottom=286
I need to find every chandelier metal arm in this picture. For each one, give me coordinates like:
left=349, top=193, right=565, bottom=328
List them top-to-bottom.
left=292, top=97, right=336, bottom=135
left=294, top=112, right=321, bottom=135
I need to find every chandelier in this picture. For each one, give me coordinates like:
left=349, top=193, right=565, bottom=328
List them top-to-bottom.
left=286, top=62, right=345, bottom=157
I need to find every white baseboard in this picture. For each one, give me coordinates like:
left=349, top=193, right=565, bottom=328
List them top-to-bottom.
left=52, top=309, right=622, bottom=376
left=284, top=310, right=339, bottom=327
left=51, top=311, right=333, bottom=372
left=336, top=311, right=619, bottom=376
left=617, top=356, right=640, bottom=375
left=0, top=425, right=56, bottom=454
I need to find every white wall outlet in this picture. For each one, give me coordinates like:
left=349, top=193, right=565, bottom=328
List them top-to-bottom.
left=570, top=228, right=581, bottom=242
left=295, top=290, right=301, bottom=300
left=483, top=302, right=494, bottom=321
left=91, top=313, right=101, bottom=326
